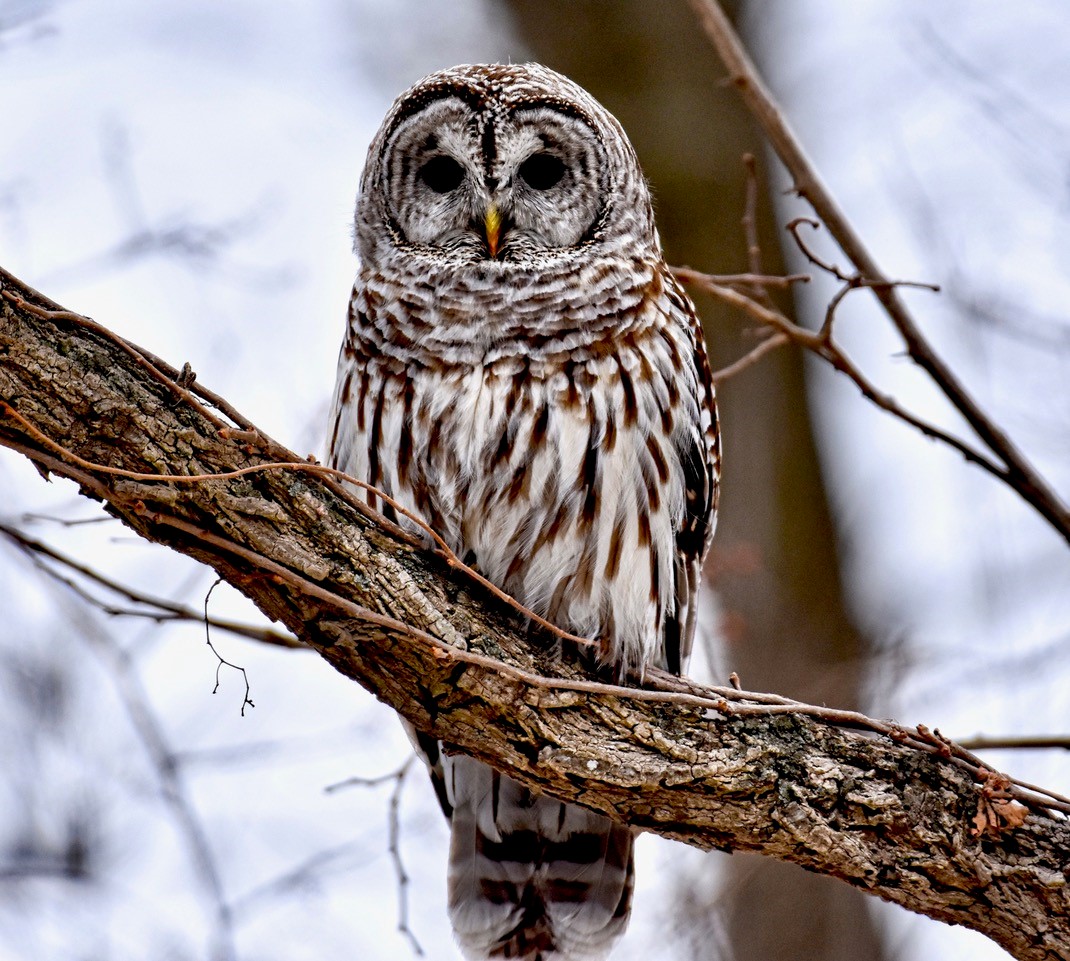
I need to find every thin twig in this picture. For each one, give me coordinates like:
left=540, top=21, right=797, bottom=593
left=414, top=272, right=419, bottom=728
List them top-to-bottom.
left=685, top=0, right=1070, bottom=543
left=739, top=153, right=776, bottom=310
left=785, top=217, right=940, bottom=342
left=671, top=265, right=808, bottom=290
left=676, top=272, right=1012, bottom=480
left=710, top=331, right=788, bottom=383
left=19, top=511, right=116, bottom=527
left=0, top=520, right=300, bottom=648
left=203, top=578, right=255, bottom=716
left=958, top=735, right=1070, bottom=752
left=324, top=758, right=423, bottom=956
left=386, top=759, right=423, bottom=957
left=325, top=764, right=413, bottom=794
left=228, top=841, right=369, bottom=918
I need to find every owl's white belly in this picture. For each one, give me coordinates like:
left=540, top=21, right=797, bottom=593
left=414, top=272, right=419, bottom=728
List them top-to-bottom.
left=332, top=352, right=685, bottom=676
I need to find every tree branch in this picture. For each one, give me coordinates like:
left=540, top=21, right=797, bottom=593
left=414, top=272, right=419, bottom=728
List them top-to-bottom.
left=686, top=0, right=1070, bottom=544
left=1, top=265, right=1068, bottom=960
left=674, top=266, right=1015, bottom=483
left=0, top=520, right=301, bottom=648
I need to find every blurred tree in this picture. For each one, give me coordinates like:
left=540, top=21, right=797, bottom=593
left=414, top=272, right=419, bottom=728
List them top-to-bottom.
left=499, top=2, right=885, bottom=958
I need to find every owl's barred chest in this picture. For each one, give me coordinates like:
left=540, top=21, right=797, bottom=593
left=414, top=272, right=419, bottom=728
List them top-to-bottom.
left=332, top=316, right=699, bottom=672
left=386, top=349, right=667, bottom=546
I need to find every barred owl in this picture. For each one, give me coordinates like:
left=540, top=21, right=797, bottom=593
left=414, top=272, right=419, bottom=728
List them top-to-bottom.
left=328, top=63, right=719, bottom=961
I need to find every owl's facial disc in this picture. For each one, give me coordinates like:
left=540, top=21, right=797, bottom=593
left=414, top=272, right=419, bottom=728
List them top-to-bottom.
left=383, top=96, right=608, bottom=262
left=486, top=106, right=607, bottom=257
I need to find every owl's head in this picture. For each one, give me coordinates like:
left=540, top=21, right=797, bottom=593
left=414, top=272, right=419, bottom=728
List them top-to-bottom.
left=355, top=63, right=657, bottom=268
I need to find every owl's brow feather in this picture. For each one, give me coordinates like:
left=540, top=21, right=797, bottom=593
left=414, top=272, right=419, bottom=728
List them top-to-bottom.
left=383, top=76, right=602, bottom=155
left=385, top=81, right=487, bottom=135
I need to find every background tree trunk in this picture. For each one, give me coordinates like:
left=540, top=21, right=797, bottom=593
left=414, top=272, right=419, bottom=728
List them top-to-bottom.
left=499, top=3, right=885, bottom=958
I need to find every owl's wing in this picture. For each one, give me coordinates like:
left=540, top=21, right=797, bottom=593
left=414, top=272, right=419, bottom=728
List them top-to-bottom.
left=662, top=277, right=720, bottom=677
left=405, top=723, right=454, bottom=818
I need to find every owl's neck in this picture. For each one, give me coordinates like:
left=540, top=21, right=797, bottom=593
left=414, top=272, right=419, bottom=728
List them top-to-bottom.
left=354, top=253, right=663, bottom=369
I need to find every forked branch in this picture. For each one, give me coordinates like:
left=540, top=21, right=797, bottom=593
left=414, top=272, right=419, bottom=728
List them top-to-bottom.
left=686, top=0, right=1070, bottom=543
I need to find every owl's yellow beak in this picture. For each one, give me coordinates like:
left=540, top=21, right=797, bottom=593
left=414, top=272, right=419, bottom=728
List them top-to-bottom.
left=484, top=203, right=503, bottom=259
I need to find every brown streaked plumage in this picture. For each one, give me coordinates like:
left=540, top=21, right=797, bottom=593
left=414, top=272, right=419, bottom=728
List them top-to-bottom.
left=328, top=63, right=719, bottom=961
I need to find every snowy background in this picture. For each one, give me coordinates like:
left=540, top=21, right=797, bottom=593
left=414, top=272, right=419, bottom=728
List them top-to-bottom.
left=1, top=1, right=1068, bottom=960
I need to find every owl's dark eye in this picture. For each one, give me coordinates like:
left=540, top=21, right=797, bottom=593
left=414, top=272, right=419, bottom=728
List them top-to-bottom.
left=519, top=153, right=566, bottom=190
left=419, top=155, right=465, bottom=193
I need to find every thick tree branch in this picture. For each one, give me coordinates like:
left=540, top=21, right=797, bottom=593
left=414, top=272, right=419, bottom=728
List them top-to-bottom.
left=1, top=265, right=1068, bottom=960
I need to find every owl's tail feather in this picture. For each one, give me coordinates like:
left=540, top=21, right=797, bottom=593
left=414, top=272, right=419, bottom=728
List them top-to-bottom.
left=446, top=757, right=634, bottom=961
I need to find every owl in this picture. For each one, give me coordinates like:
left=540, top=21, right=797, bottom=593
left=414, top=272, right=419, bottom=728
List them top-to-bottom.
left=328, top=64, right=719, bottom=961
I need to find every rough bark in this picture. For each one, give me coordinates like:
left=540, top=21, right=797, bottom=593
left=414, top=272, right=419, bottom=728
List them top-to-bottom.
left=0, top=266, right=1067, bottom=960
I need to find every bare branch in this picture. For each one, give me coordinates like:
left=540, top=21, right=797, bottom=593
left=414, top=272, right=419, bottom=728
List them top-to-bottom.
left=686, top=0, right=1070, bottom=543
left=672, top=265, right=808, bottom=291
left=1, top=266, right=1069, bottom=960
left=676, top=269, right=1014, bottom=482
left=710, top=330, right=788, bottom=384
left=0, top=520, right=301, bottom=648
left=203, top=578, right=256, bottom=715
left=80, top=615, right=236, bottom=961
left=958, top=735, right=1070, bottom=752
left=326, top=758, right=423, bottom=956
left=386, top=760, right=423, bottom=957
left=229, top=840, right=368, bottom=919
